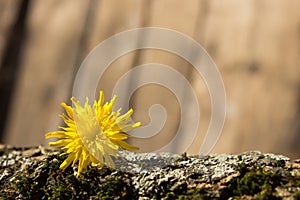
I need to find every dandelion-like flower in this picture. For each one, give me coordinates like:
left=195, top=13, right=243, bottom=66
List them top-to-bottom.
left=45, top=91, right=141, bottom=176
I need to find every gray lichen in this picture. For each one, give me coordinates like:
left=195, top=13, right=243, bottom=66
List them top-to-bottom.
left=0, top=145, right=299, bottom=199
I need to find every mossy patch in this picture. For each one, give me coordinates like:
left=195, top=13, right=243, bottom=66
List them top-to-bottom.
left=1, top=148, right=299, bottom=199
left=1, top=153, right=137, bottom=199
left=226, top=162, right=300, bottom=199
left=97, top=177, right=135, bottom=199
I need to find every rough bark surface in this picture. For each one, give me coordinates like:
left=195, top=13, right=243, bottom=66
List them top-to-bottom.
left=0, top=145, right=299, bottom=199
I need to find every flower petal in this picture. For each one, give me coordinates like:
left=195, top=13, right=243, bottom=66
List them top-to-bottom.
left=61, top=102, right=73, bottom=119
left=45, top=131, right=70, bottom=139
left=49, top=139, right=72, bottom=147
left=111, top=139, right=139, bottom=151
left=60, top=153, right=76, bottom=170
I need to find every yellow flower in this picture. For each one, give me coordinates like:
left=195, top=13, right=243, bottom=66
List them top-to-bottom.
left=45, top=91, right=141, bottom=177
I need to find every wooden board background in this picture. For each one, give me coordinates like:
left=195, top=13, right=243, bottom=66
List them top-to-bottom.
left=0, top=0, right=300, bottom=158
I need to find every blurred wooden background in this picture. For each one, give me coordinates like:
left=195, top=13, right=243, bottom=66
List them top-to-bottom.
left=0, top=0, right=300, bottom=158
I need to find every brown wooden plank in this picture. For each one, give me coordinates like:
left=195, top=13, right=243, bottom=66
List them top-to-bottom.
left=1, top=0, right=300, bottom=158
left=3, top=0, right=91, bottom=146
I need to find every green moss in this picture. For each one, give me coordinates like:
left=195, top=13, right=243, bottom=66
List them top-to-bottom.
left=1, top=150, right=299, bottom=199
left=175, top=152, right=189, bottom=162
left=0, top=153, right=138, bottom=199
left=274, top=160, right=286, bottom=168
left=227, top=163, right=289, bottom=199
left=14, top=175, right=40, bottom=199
left=97, top=177, right=136, bottom=199
left=159, top=187, right=208, bottom=200
left=164, top=188, right=214, bottom=200
left=183, top=188, right=207, bottom=199
left=292, top=190, right=300, bottom=198
left=164, top=192, right=176, bottom=199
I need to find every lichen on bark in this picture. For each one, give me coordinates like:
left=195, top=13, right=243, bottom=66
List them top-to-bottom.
left=0, top=145, right=300, bottom=199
